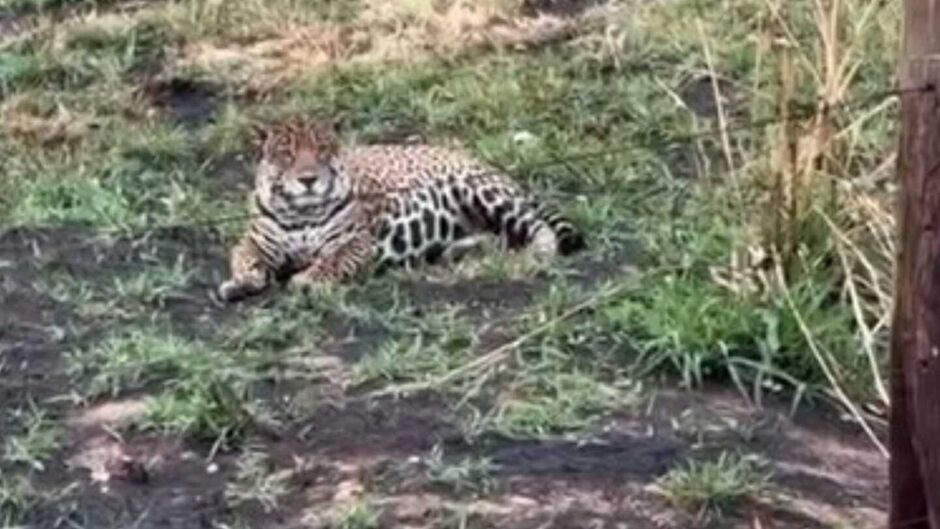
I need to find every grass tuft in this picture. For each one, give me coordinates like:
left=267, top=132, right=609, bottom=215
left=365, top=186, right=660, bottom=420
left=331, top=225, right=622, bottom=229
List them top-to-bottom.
left=0, top=0, right=900, bottom=524
left=70, top=329, right=272, bottom=442
left=492, top=370, right=626, bottom=438
left=2, top=404, right=61, bottom=472
left=425, top=444, right=499, bottom=497
left=224, top=446, right=292, bottom=513
left=655, top=451, right=772, bottom=520
left=0, top=474, right=41, bottom=528
left=332, top=500, right=382, bottom=529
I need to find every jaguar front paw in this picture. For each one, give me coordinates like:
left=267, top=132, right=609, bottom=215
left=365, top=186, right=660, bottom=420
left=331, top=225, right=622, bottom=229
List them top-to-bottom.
left=287, top=272, right=332, bottom=296
left=218, top=279, right=263, bottom=303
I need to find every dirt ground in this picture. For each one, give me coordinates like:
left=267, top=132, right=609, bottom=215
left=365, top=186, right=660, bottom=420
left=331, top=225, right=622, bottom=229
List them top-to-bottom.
left=0, top=0, right=893, bottom=527
left=0, top=226, right=887, bottom=529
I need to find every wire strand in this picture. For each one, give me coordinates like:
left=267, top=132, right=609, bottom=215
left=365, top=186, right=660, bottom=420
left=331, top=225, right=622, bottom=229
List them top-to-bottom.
left=0, top=83, right=929, bottom=251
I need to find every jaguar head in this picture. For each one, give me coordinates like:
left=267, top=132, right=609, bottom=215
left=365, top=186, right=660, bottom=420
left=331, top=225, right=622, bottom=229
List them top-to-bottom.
left=251, top=116, right=350, bottom=212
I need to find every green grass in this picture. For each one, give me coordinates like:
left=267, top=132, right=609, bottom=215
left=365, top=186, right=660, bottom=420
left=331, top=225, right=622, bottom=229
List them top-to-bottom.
left=0, top=0, right=900, bottom=525
left=0, top=0, right=96, bottom=12
left=1, top=0, right=890, bottom=421
left=0, top=51, right=45, bottom=93
left=2, top=115, right=234, bottom=230
left=12, top=175, right=134, bottom=227
left=601, top=187, right=870, bottom=397
left=38, top=257, right=200, bottom=322
left=110, top=258, right=198, bottom=307
left=352, top=309, right=474, bottom=386
left=69, top=328, right=272, bottom=442
left=70, top=330, right=211, bottom=397
left=490, top=369, right=630, bottom=438
left=141, top=378, right=262, bottom=441
left=0, top=404, right=62, bottom=527
left=2, top=404, right=61, bottom=472
left=425, top=444, right=499, bottom=497
left=224, top=445, right=293, bottom=513
left=655, top=451, right=772, bottom=519
left=0, top=474, right=41, bottom=528
left=331, top=500, right=382, bottom=529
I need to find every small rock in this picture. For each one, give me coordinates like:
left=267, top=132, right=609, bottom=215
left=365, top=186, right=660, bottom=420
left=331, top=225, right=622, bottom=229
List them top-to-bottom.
left=512, top=130, right=537, bottom=144
left=119, top=456, right=150, bottom=485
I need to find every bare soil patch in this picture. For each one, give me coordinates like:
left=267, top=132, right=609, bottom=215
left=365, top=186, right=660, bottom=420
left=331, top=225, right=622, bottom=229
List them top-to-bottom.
left=141, top=76, right=222, bottom=129
left=0, top=224, right=886, bottom=529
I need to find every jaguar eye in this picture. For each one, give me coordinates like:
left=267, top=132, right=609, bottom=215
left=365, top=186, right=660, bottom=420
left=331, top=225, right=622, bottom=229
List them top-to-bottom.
left=276, top=150, right=294, bottom=165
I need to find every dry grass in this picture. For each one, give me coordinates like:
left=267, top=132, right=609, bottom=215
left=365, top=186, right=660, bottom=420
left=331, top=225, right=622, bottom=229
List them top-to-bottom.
left=0, top=0, right=898, bottom=526
left=0, top=0, right=153, bottom=48
left=176, top=0, right=594, bottom=90
left=700, top=0, right=897, bottom=424
left=768, top=0, right=896, bottom=413
left=1, top=93, right=93, bottom=147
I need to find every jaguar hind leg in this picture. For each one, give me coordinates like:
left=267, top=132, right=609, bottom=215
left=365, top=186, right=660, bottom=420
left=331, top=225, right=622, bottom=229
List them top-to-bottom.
left=460, top=178, right=585, bottom=257
left=441, top=233, right=495, bottom=263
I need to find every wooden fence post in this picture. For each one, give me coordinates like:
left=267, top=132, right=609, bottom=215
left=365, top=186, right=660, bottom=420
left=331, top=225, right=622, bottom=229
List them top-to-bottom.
left=891, top=1, right=940, bottom=527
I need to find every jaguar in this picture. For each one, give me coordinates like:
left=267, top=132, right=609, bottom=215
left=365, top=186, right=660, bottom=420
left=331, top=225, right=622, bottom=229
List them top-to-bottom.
left=218, top=116, right=585, bottom=301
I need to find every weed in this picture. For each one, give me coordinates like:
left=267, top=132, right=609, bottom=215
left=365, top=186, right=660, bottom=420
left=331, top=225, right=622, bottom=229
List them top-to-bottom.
left=0, top=0, right=900, bottom=525
left=0, top=0, right=92, bottom=13
left=58, top=15, right=171, bottom=79
left=0, top=50, right=44, bottom=96
left=201, top=101, right=257, bottom=158
left=112, top=123, right=194, bottom=170
left=11, top=174, right=134, bottom=228
left=598, top=177, right=873, bottom=401
left=470, top=247, right=551, bottom=281
left=44, top=256, right=200, bottom=316
left=110, top=256, right=198, bottom=308
left=38, top=273, right=112, bottom=319
left=606, top=273, right=763, bottom=385
left=225, top=292, right=333, bottom=350
left=352, top=310, right=474, bottom=386
left=71, top=328, right=272, bottom=441
left=70, top=329, right=211, bottom=397
left=491, top=370, right=626, bottom=438
left=141, top=378, right=259, bottom=442
left=0, top=404, right=60, bottom=527
left=2, top=404, right=61, bottom=472
left=425, top=444, right=498, bottom=497
left=224, top=446, right=292, bottom=513
left=655, top=451, right=772, bottom=520
left=0, top=473, right=40, bottom=528
left=332, top=500, right=382, bottom=529
left=425, top=506, right=486, bottom=529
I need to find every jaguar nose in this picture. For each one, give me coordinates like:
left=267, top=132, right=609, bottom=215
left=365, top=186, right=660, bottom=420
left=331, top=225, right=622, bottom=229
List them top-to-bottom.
left=294, top=163, right=335, bottom=191
left=296, top=175, right=316, bottom=189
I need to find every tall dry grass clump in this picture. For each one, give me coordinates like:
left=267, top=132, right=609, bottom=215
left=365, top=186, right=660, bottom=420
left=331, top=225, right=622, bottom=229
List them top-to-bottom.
left=715, top=0, right=898, bottom=419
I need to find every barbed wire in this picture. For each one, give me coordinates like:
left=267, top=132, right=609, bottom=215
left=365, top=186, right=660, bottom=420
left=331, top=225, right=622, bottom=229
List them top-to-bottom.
left=0, top=8, right=916, bottom=516
left=0, top=79, right=916, bottom=474
left=0, top=83, right=929, bottom=256
left=504, top=84, right=925, bottom=173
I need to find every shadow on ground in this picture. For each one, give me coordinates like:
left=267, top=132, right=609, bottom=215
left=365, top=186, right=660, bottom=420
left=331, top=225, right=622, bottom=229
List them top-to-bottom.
left=0, top=215, right=886, bottom=529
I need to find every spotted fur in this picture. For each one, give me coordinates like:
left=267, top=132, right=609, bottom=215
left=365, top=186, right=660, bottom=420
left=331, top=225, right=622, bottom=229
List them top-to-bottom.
left=218, top=116, right=585, bottom=301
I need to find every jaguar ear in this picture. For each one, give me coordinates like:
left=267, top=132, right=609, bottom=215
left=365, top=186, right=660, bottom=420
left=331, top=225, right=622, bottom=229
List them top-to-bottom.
left=304, top=112, right=339, bottom=133
left=326, top=115, right=342, bottom=135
